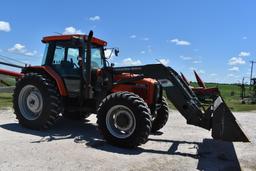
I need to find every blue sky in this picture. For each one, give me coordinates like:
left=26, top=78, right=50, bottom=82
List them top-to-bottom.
left=0, top=0, right=255, bottom=83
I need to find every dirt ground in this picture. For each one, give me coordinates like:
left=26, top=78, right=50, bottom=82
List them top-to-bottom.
left=0, top=109, right=255, bottom=171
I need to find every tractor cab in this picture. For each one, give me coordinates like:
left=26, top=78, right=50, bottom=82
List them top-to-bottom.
left=41, top=34, right=108, bottom=95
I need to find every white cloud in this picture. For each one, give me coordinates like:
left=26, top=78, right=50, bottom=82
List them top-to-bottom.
left=89, top=16, right=100, bottom=21
left=0, top=21, right=11, bottom=32
left=63, top=26, right=83, bottom=34
left=129, top=35, right=136, bottom=39
left=242, top=36, right=247, bottom=40
left=143, top=37, right=149, bottom=41
left=170, top=38, right=191, bottom=46
left=8, top=43, right=38, bottom=57
left=8, top=44, right=26, bottom=54
left=147, top=45, right=152, bottom=53
left=0, top=49, right=2, bottom=52
left=25, top=50, right=38, bottom=56
left=140, top=51, right=146, bottom=54
left=239, top=51, right=250, bottom=57
left=180, top=56, right=192, bottom=60
left=228, top=57, right=245, bottom=65
left=122, top=58, right=142, bottom=66
left=157, top=58, right=170, bottom=66
left=193, top=60, right=202, bottom=64
left=229, top=66, right=239, bottom=71
left=189, top=67, right=196, bottom=70
left=198, top=70, right=205, bottom=74
left=210, top=73, right=217, bottom=76
left=227, top=73, right=235, bottom=77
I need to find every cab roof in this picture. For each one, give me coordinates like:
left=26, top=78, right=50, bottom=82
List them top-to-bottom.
left=42, top=34, right=107, bottom=46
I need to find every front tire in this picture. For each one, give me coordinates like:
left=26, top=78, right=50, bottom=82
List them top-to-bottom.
left=13, top=73, right=62, bottom=130
left=97, top=92, right=152, bottom=148
left=151, top=97, right=169, bottom=133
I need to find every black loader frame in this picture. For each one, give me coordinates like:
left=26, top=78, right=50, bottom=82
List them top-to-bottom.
left=113, top=64, right=249, bottom=142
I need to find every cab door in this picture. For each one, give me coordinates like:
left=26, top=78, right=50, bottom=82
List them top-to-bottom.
left=51, top=45, right=81, bottom=96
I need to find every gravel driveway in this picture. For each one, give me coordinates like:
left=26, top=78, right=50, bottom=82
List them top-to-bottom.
left=0, top=109, right=255, bottom=171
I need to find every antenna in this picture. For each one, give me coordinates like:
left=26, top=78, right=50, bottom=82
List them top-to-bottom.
left=53, top=32, right=63, bottom=35
left=155, top=59, right=165, bottom=66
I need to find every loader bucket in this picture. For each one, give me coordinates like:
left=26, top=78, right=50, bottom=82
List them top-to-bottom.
left=211, top=96, right=250, bottom=142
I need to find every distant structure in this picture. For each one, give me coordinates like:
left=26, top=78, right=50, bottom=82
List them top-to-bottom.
left=240, top=61, right=256, bottom=104
left=249, top=61, right=256, bottom=86
left=251, top=78, right=256, bottom=97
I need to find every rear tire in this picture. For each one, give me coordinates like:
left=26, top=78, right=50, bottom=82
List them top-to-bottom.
left=13, top=73, right=62, bottom=130
left=97, top=92, right=152, bottom=148
left=151, top=97, right=169, bottom=133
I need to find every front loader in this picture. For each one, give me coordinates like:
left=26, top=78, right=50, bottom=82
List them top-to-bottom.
left=0, top=30, right=249, bottom=148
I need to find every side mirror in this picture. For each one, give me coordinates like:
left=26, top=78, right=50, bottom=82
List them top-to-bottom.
left=104, top=48, right=119, bottom=58
left=114, top=49, right=119, bottom=56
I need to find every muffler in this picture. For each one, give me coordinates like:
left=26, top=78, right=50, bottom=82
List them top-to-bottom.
left=211, top=97, right=250, bottom=142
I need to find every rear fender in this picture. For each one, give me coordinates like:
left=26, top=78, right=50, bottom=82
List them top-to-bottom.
left=22, top=66, right=68, bottom=96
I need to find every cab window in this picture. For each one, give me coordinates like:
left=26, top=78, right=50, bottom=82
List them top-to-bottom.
left=52, top=46, right=65, bottom=64
left=91, top=47, right=104, bottom=69
left=67, top=48, right=79, bottom=66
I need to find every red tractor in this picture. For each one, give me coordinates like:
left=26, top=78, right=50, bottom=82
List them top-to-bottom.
left=5, top=31, right=248, bottom=148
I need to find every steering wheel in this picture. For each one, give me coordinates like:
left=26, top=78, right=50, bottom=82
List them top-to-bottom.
left=69, top=58, right=79, bottom=68
left=73, top=62, right=79, bottom=69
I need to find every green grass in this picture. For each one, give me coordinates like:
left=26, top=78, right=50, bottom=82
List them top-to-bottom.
left=0, top=74, right=16, bottom=87
left=0, top=74, right=15, bottom=109
left=166, top=82, right=256, bottom=112
left=197, top=82, right=256, bottom=112
left=0, top=93, right=13, bottom=109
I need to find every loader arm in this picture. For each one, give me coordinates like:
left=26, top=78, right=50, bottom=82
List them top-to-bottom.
left=113, top=64, right=249, bottom=142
